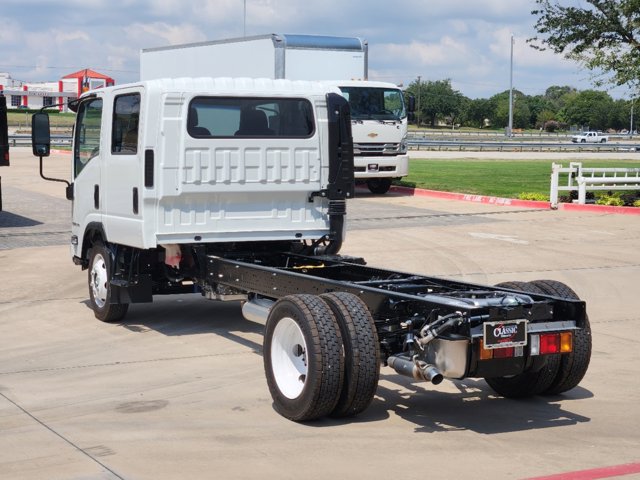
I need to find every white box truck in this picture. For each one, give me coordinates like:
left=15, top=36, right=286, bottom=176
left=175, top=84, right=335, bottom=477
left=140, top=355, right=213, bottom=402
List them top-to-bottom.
left=140, top=34, right=412, bottom=194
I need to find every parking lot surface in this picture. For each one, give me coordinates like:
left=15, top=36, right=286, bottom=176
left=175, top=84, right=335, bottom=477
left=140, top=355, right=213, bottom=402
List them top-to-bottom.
left=1, top=149, right=639, bottom=479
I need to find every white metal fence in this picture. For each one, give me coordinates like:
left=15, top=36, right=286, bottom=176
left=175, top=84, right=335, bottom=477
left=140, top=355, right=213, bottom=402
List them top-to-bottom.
left=550, top=162, right=640, bottom=208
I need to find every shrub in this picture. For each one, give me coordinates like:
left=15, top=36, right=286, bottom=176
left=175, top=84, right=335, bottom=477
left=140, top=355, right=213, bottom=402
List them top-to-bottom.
left=620, top=191, right=640, bottom=206
left=518, top=192, right=549, bottom=201
left=595, top=193, right=624, bottom=206
left=634, top=200, right=640, bottom=208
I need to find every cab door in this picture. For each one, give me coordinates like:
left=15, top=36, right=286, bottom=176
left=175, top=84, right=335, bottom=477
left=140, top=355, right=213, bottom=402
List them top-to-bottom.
left=103, top=89, right=144, bottom=247
left=72, top=96, right=104, bottom=249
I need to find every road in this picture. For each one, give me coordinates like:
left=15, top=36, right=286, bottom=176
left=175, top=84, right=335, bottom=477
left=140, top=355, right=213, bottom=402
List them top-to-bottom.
left=1, top=148, right=639, bottom=479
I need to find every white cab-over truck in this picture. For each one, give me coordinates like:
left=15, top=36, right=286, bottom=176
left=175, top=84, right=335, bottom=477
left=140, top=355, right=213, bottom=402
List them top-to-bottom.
left=140, top=34, right=412, bottom=194
left=30, top=78, right=591, bottom=422
left=571, top=131, right=609, bottom=143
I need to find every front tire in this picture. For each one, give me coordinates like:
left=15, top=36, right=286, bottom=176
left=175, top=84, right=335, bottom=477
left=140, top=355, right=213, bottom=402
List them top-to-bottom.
left=366, top=178, right=392, bottom=194
left=88, top=241, right=129, bottom=322
left=263, top=294, right=344, bottom=421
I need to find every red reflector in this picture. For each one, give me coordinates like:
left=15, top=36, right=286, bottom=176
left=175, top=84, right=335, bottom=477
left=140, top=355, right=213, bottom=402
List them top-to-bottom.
left=540, top=333, right=560, bottom=354
left=492, top=347, right=515, bottom=359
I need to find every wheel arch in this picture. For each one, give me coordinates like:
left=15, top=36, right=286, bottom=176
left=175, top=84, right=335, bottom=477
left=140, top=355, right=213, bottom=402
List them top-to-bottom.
left=79, top=222, right=108, bottom=266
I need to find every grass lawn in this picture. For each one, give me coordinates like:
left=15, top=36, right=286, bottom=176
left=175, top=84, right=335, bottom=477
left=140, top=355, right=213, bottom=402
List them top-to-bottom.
left=7, top=111, right=75, bottom=129
left=398, top=158, right=640, bottom=199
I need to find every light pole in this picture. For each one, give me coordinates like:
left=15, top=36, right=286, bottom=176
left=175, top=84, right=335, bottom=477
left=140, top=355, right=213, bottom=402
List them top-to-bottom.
left=243, top=0, right=246, bottom=36
left=507, top=35, right=514, bottom=137
left=416, top=75, right=421, bottom=128
left=631, top=98, right=635, bottom=138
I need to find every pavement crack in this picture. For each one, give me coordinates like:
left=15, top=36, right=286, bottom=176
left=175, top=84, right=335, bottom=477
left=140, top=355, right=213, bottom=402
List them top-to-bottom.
left=0, top=391, right=126, bottom=480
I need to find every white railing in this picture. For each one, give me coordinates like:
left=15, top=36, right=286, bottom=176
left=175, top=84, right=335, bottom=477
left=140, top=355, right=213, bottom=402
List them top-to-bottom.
left=550, top=162, right=640, bottom=208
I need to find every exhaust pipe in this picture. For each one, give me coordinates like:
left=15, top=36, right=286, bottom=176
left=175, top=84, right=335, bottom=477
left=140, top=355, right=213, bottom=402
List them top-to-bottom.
left=387, top=356, right=443, bottom=385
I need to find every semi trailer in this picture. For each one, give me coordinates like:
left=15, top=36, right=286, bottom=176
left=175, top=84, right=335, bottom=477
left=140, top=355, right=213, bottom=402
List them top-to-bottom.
left=140, top=34, right=412, bottom=194
left=30, top=78, right=591, bottom=422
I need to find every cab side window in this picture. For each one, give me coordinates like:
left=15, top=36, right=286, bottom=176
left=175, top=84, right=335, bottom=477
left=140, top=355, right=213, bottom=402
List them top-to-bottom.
left=112, top=93, right=141, bottom=154
left=187, top=97, right=315, bottom=138
left=74, top=98, right=103, bottom=177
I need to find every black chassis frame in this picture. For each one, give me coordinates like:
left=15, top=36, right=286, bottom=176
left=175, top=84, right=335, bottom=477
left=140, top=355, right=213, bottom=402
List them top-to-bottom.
left=204, top=250, right=587, bottom=378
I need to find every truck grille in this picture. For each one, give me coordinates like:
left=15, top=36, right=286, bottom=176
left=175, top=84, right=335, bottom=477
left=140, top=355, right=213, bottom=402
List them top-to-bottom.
left=353, top=143, right=401, bottom=156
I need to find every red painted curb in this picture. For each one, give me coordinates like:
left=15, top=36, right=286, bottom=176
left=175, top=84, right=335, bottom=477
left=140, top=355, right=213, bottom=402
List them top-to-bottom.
left=385, top=185, right=640, bottom=216
left=388, top=185, right=551, bottom=209
left=559, top=202, right=640, bottom=215
left=524, top=461, right=640, bottom=480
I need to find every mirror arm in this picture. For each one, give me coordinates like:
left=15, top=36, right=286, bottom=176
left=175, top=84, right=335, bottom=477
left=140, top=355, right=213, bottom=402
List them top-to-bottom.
left=39, top=155, right=70, bottom=187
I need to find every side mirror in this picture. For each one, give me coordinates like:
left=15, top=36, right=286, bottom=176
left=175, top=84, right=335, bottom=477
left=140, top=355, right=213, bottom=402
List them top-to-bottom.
left=407, top=95, right=416, bottom=114
left=31, top=112, right=51, bottom=157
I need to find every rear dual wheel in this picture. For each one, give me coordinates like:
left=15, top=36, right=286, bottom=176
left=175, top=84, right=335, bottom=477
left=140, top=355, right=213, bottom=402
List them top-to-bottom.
left=485, top=280, right=591, bottom=398
left=527, top=280, right=592, bottom=395
left=263, top=293, right=379, bottom=421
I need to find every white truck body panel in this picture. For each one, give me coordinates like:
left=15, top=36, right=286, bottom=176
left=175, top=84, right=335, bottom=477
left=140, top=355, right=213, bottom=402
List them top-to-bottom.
left=141, top=34, right=367, bottom=82
left=140, top=35, right=408, bottom=185
left=70, top=78, right=336, bottom=255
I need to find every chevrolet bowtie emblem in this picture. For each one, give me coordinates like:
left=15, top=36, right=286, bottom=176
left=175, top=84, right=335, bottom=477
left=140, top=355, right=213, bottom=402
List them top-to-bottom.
left=367, top=132, right=378, bottom=138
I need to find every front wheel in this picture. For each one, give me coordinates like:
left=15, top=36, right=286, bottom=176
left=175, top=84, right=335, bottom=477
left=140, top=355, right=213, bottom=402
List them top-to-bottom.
left=366, top=178, right=392, bottom=194
left=88, top=241, right=129, bottom=322
left=263, top=294, right=343, bottom=421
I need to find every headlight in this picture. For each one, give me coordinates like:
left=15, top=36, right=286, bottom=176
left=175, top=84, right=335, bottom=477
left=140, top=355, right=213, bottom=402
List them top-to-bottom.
left=399, top=137, right=408, bottom=154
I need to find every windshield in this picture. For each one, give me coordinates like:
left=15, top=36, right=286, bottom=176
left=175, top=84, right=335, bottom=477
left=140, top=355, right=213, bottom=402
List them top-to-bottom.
left=338, top=87, right=406, bottom=121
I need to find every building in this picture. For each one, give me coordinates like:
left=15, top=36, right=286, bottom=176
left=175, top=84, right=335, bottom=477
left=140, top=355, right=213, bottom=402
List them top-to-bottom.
left=0, top=69, right=115, bottom=112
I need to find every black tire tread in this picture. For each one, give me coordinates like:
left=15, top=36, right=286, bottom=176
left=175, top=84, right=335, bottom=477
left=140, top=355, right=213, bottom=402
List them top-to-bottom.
left=366, top=178, right=392, bottom=194
left=88, top=241, right=129, bottom=323
left=527, top=280, right=592, bottom=395
left=485, top=281, right=560, bottom=398
left=321, top=292, right=380, bottom=417
left=264, top=294, right=343, bottom=421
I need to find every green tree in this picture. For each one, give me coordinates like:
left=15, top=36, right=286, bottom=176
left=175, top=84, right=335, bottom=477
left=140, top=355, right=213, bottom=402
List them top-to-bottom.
left=530, top=0, right=640, bottom=92
left=406, top=79, right=465, bottom=127
left=543, top=85, right=577, bottom=114
left=560, top=89, right=615, bottom=130
left=489, top=90, right=532, bottom=129
left=527, top=95, right=551, bottom=128
left=465, top=98, right=494, bottom=128
left=609, top=99, right=633, bottom=130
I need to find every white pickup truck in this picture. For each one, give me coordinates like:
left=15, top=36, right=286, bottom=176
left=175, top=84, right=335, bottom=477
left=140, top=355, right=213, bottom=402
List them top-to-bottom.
left=571, top=131, right=608, bottom=143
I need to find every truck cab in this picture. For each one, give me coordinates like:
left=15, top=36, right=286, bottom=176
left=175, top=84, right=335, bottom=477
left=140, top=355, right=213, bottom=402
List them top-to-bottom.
left=31, top=78, right=353, bottom=319
left=61, top=78, right=350, bottom=259
left=324, top=80, right=410, bottom=194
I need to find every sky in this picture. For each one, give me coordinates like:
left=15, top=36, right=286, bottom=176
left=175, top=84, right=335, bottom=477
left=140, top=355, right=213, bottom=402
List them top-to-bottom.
left=0, top=0, right=633, bottom=99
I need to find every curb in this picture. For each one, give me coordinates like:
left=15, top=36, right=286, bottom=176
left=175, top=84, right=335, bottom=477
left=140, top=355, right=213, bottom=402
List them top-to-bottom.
left=386, top=185, right=640, bottom=216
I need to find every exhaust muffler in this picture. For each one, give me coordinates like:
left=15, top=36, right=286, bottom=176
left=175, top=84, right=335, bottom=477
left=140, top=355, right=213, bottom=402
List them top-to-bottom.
left=387, top=355, right=443, bottom=385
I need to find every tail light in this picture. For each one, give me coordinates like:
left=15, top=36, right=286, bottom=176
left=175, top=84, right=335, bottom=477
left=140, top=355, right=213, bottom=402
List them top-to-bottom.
left=480, top=332, right=573, bottom=360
